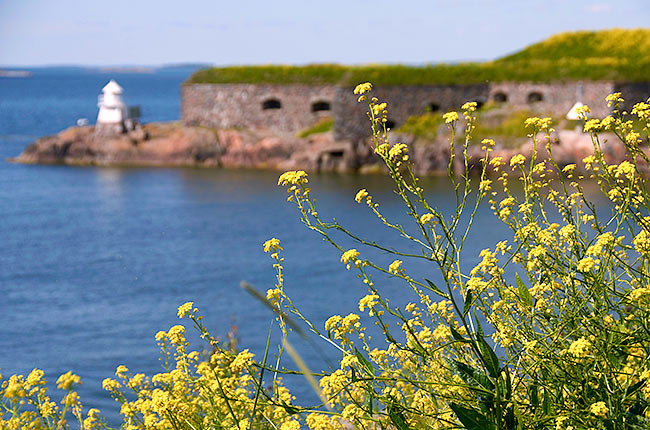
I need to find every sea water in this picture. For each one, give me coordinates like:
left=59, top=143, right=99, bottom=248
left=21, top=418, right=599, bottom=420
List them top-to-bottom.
left=0, top=68, right=532, bottom=425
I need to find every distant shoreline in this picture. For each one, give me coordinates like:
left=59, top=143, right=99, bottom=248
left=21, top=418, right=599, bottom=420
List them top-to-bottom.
left=0, top=70, right=32, bottom=78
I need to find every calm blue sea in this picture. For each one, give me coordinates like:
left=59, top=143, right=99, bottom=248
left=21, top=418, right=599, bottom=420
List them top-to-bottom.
left=0, top=68, right=580, bottom=426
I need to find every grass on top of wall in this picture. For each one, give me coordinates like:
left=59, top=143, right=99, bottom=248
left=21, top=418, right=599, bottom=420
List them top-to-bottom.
left=186, top=29, right=650, bottom=86
left=296, top=117, right=334, bottom=138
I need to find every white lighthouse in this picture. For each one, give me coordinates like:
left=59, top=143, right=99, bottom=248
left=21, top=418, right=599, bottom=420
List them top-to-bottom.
left=96, top=80, right=127, bottom=135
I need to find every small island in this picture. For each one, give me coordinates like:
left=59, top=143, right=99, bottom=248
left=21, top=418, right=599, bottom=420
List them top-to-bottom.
left=12, top=29, right=650, bottom=174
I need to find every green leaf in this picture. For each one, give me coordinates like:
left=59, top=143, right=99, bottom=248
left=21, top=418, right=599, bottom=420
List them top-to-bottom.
left=516, top=273, right=533, bottom=307
left=424, top=278, right=448, bottom=298
left=463, top=289, right=473, bottom=317
left=475, top=314, right=484, bottom=338
left=449, top=324, right=467, bottom=343
left=477, top=336, right=500, bottom=378
left=355, top=347, right=375, bottom=376
left=454, top=360, right=494, bottom=392
left=502, top=366, right=512, bottom=400
left=350, top=367, right=359, bottom=383
left=529, top=384, right=539, bottom=408
left=542, top=389, right=550, bottom=415
left=366, top=395, right=374, bottom=416
left=281, top=401, right=300, bottom=415
left=388, top=402, right=410, bottom=430
left=450, top=403, right=495, bottom=430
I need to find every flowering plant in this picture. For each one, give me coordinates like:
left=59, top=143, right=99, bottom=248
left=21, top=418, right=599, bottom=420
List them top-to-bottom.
left=2, top=84, right=650, bottom=430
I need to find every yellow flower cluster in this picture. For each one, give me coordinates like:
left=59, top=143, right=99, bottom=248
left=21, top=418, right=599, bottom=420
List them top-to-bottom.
left=353, top=82, right=372, bottom=95
left=443, top=111, right=459, bottom=123
left=524, top=116, right=552, bottom=130
left=388, top=143, right=408, bottom=160
left=509, top=154, right=526, bottom=168
left=278, top=170, right=308, bottom=186
left=354, top=188, right=368, bottom=203
left=420, top=213, right=435, bottom=225
left=264, top=237, right=283, bottom=253
left=340, top=249, right=360, bottom=264
left=388, top=259, right=403, bottom=274
left=358, top=294, right=380, bottom=316
left=177, top=301, right=194, bottom=318
left=568, top=337, right=591, bottom=358
left=56, top=371, right=81, bottom=391
left=590, top=401, right=609, bottom=418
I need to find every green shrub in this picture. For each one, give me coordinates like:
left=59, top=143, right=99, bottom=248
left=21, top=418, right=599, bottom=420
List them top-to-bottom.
left=3, top=85, right=650, bottom=430
left=396, top=112, right=444, bottom=140
left=297, top=117, right=334, bottom=138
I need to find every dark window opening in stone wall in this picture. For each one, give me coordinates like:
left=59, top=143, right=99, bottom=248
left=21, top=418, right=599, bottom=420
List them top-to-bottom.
left=493, top=92, right=508, bottom=103
left=527, top=92, right=544, bottom=103
left=262, top=99, right=282, bottom=110
left=311, top=101, right=331, bottom=112
left=426, top=103, right=440, bottom=113
left=385, top=120, right=396, bottom=129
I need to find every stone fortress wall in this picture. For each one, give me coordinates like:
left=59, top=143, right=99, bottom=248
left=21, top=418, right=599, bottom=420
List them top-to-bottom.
left=181, top=81, right=650, bottom=141
left=182, top=84, right=335, bottom=134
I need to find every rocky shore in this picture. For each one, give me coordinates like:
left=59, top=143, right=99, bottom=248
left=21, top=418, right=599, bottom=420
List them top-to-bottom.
left=10, top=121, right=631, bottom=174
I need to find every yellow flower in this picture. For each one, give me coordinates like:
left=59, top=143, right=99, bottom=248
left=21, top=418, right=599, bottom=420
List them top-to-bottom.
left=353, top=82, right=372, bottom=95
left=606, top=92, right=623, bottom=107
left=462, top=101, right=477, bottom=112
left=371, top=102, right=387, bottom=116
left=443, top=111, right=459, bottom=123
left=583, top=118, right=601, bottom=133
left=481, top=138, right=495, bottom=150
left=375, top=143, right=389, bottom=157
left=388, top=143, right=408, bottom=160
left=510, top=154, right=526, bottom=167
left=582, top=155, right=597, bottom=170
left=562, top=164, right=576, bottom=174
left=278, top=170, right=308, bottom=186
left=479, top=179, right=492, bottom=193
left=355, top=189, right=369, bottom=203
left=420, top=213, right=436, bottom=224
left=633, top=230, right=650, bottom=258
left=263, top=238, right=283, bottom=253
left=340, top=249, right=360, bottom=264
left=577, top=257, right=597, bottom=272
left=388, top=259, right=403, bottom=274
left=266, top=288, right=282, bottom=305
left=358, top=294, right=380, bottom=315
left=177, top=301, right=194, bottom=319
left=166, top=325, right=186, bottom=345
left=568, top=337, right=591, bottom=358
left=25, top=368, right=44, bottom=387
left=56, top=371, right=81, bottom=390
left=3, top=376, right=25, bottom=399
left=102, top=378, right=121, bottom=391
left=62, top=391, right=80, bottom=406
left=40, top=400, right=57, bottom=417
left=590, top=401, right=608, bottom=418
left=280, top=420, right=301, bottom=430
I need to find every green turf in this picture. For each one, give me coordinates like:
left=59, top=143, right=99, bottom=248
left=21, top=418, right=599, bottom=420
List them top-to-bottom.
left=186, top=29, right=650, bottom=85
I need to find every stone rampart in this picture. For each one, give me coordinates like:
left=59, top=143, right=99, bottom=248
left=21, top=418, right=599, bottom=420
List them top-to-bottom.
left=182, top=81, right=650, bottom=141
left=488, top=81, right=615, bottom=118
left=182, top=84, right=335, bottom=135
left=333, top=84, right=489, bottom=141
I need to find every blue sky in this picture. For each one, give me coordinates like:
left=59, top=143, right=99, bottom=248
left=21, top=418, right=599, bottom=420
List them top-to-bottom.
left=1, top=0, right=649, bottom=66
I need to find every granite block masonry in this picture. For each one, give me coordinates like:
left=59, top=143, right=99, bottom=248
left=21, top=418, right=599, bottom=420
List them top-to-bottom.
left=181, top=80, right=650, bottom=141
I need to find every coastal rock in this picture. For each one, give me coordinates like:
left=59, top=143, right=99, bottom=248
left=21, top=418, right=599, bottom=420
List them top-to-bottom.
left=12, top=122, right=637, bottom=174
left=12, top=123, right=358, bottom=172
left=14, top=123, right=223, bottom=167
